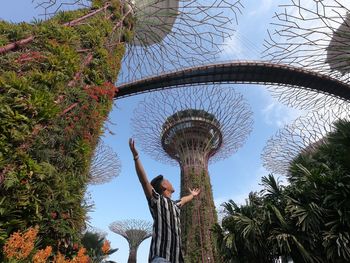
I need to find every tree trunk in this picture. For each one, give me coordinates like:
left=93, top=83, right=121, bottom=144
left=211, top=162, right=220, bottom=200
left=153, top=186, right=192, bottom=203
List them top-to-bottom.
left=180, top=165, right=218, bottom=262
left=127, top=247, right=138, bottom=263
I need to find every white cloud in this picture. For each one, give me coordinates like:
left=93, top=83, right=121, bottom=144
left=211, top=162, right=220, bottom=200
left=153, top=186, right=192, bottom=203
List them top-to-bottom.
left=220, top=31, right=262, bottom=60
left=221, top=34, right=245, bottom=58
left=261, top=100, right=302, bottom=128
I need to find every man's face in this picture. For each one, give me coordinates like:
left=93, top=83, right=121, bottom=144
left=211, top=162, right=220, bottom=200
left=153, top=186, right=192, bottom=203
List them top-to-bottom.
left=162, top=179, right=175, bottom=194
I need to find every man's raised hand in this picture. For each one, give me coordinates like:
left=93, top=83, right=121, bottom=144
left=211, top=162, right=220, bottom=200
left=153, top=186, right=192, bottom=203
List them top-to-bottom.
left=129, top=138, right=139, bottom=159
left=178, top=188, right=201, bottom=207
left=189, top=188, right=201, bottom=197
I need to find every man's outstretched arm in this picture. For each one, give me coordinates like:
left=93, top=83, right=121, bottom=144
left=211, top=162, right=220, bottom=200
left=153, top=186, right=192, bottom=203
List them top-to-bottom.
left=129, top=138, right=153, bottom=200
left=178, top=188, right=201, bottom=207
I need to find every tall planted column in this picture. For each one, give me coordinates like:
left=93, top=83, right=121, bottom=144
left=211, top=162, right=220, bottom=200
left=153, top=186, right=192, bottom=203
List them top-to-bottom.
left=0, top=0, right=133, bottom=257
left=180, top=166, right=218, bottom=262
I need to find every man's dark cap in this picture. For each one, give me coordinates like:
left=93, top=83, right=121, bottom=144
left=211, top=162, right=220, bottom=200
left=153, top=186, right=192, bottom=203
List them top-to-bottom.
left=150, top=175, right=164, bottom=194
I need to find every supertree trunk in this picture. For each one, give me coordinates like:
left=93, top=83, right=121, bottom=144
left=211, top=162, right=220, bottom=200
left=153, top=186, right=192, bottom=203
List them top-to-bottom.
left=180, top=165, right=218, bottom=263
left=109, top=220, right=152, bottom=263
left=127, top=247, right=138, bottom=263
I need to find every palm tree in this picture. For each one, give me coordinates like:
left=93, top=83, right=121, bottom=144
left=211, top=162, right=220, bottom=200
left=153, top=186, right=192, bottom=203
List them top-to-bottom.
left=215, top=119, right=350, bottom=262
left=286, top=119, right=350, bottom=262
left=215, top=193, right=275, bottom=263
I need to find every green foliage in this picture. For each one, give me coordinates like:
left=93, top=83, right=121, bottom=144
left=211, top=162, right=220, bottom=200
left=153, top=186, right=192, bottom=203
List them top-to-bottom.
left=92, top=0, right=106, bottom=9
left=0, top=1, right=128, bottom=259
left=0, top=21, right=33, bottom=44
left=122, top=29, right=134, bottom=43
left=215, top=119, right=350, bottom=263
left=181, top=169, right=219, bottom=262
left=81, top=231, right=118, bottom=263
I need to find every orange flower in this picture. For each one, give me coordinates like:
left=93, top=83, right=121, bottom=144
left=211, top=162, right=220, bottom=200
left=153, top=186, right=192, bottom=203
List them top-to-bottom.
left=3, top=226, right=39, bottom=260
left=101, top=240, right=111, bottom=254
left=33, top=246, right=52, bottom=263
left=71, top=247, right=90, bottom=263
left=77, top=247, right=86, bottom=257
left=53, top=252, right=70, bottom=263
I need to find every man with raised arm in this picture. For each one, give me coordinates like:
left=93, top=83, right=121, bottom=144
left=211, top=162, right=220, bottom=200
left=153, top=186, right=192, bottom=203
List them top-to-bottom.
left=129, top=138, right=200, bottom=263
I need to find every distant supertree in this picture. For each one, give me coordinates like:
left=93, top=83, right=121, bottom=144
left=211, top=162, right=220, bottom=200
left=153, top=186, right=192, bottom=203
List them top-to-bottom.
left=32, top=0, right=244, bottom=82
left=263, top=0, right=350, bottom=111
left=132, top=86, right=253, bottom=262
left=262, top=108, right=350, bottom=175
left=89, top=141, right=121, bottom=185
left=109, top=219, right=152, bottom=263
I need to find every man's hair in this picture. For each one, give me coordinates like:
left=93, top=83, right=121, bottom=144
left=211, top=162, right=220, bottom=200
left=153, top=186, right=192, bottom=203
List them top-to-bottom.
left=150, top=175, right=164, bottom=194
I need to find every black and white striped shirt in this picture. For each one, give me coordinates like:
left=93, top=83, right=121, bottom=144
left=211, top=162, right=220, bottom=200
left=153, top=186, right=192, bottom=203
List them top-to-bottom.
left=148, top=189, right=184, bottom=263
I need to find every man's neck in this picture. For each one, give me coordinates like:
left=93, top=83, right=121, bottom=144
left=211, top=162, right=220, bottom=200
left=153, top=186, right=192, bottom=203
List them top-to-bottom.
left=163, top=190, right=172, bottom=198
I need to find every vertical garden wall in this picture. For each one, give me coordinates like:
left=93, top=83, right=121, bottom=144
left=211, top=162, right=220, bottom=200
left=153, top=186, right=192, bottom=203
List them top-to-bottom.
left=0, top=0, right=133, bottom=259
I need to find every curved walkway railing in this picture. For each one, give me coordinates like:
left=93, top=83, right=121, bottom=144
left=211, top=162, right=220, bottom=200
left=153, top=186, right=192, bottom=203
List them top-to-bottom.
left=116, top=60, right=350, bottom=101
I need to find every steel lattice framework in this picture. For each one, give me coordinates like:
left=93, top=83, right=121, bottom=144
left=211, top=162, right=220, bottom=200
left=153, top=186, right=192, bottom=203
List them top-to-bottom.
left=32, top=0, right=244, bottom=82
left=32, top=0, right=91, bottom=16
left=119, top=0, right=243, bottom=82
left=259, top=0, right=350, bottom=175
left=263, top=0, right=350, bottom=111
left=264, top=0, right=350, bottom=80
left=132, top=85, right=252, bottom=261
left=132, top=86, right=253, bottom=165
left=262, top=107, right=350, bottom=175
left=88, top=141, right=121, bottom=185
left=109, top=219, right=152, bottom=263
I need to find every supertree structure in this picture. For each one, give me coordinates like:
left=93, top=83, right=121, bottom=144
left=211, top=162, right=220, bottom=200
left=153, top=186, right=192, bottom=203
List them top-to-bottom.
left=0, top=0, right=132, bottom=255
left=32, top=0, right=244, bottom=82
left=263, top=0, right=350, bottom=111
left=132, top=86, right=253, bottom=262
left=262, top=107, right=350, bottom=175
left=88, top=141, right=121, bottom=185
left=109, top=219, right=152, bottom=263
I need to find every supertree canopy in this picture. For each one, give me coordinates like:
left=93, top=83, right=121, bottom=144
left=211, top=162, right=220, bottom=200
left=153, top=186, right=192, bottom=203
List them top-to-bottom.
left=120, top=0, right=244, bottom=81
left=124, top=0, right=180, bottom=46
left=260, top=0, right=350, bottom=176
left=263, top=0, right=350, bottom=111
left=264, top=0, right=350, bottom=80
left=326, top=12, right=350, bottom=76
left=132, top=85, right=253, bottom=262
left=262, top=108, right=350, bottom=176
left=88, top=140, right=121, bottom=185
left=109, top=219, right=152, bottom=263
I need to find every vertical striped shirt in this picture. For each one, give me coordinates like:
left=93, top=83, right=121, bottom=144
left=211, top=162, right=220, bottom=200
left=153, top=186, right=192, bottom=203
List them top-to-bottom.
left=148, top=189, right=184, bottom=263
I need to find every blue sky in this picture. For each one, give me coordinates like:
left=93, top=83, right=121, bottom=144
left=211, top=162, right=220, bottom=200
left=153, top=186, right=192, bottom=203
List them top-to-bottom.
left=1, top=1, right=303, bottom=262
